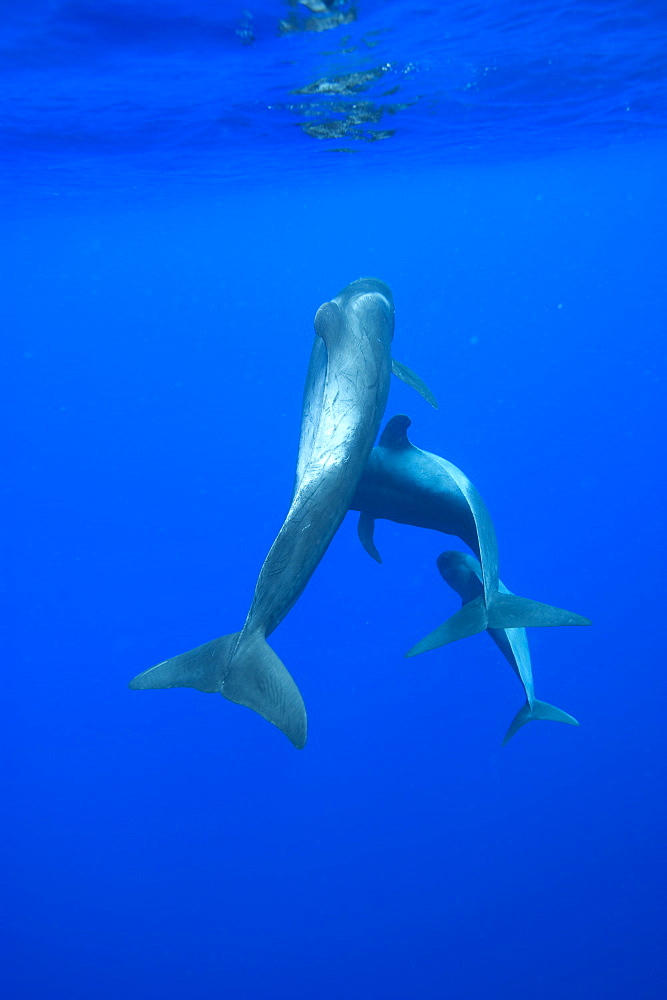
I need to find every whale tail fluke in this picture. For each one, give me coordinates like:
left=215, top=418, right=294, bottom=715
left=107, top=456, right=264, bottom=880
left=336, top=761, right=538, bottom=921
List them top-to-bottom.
left=486, top=593, right=591, bottom=630
left=405, top=594, right=591, bottom=657
left=406, top=598, right=488, bottom=656
left=129, top=631, right=307, bottom=749
left=129, top=633, right=240, bottom=694
left=502, top=698, right=579, bottom=745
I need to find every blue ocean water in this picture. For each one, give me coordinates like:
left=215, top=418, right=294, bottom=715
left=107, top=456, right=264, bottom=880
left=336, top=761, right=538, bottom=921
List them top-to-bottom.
left=3, top=3, right=666, bottom=999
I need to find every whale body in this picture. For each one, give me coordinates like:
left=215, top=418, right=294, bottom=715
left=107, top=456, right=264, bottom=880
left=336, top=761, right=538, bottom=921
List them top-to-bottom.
left=130, top=280, right=435, bottom=747
left=350, top=414, right=591, bottom=655
left=437, top=550, right=579, bottom=744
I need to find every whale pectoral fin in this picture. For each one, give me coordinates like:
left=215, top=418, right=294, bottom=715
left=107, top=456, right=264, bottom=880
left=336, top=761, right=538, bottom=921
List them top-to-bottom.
left=391, top=358, right=438, bottom=409
left=357, top=512, right=382, bottom=563
left=487, top=593, right=592, bottom=629
left=405, top=596, right=488, bottom=656
left=502, top=698, right=579, bottom=746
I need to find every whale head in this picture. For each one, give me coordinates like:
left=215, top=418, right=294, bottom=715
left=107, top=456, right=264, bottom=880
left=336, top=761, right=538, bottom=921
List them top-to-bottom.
left=331, top=276, right=395, bottom=344
left=437, top=550, right=483, bottom=600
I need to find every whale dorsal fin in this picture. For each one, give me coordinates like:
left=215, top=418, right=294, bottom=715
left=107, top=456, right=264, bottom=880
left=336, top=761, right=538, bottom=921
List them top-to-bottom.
left=391, top=358, right=438, bottom=409
left=379, top=414, right=414, bottom=450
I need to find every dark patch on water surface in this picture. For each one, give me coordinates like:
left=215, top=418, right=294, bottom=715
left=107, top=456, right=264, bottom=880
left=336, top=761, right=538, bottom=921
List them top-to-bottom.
left=3, top=0, right=667, bottom=186
left=279, top=0, right=357, bottom=36
left=293, top=67, right=387, bottom=95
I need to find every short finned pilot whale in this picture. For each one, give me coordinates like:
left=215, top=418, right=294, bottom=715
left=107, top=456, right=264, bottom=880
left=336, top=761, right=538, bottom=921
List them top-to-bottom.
left=130, top=279, right=435, bottom=747
left=350, top=414, right=590, bottom=655
left=437, top=550, right=579, bottom=743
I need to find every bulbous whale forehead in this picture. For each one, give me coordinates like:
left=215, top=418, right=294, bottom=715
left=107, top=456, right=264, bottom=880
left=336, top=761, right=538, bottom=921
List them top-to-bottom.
left=330, top=276, right=395, bottom=341
left=338, top=276, right=394, bottom=304
left=331, top=277, right=393, bottom=311
left=437, top=550, right=477, bottom=577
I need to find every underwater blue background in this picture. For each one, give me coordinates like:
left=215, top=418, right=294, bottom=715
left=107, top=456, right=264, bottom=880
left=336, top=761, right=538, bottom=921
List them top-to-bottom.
left=3, top=3, right=666, bottom=999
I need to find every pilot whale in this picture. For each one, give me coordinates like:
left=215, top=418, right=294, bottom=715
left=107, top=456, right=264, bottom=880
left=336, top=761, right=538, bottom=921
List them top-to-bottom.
left=130, top=279, right=435, bottom=748
left=350, top=414, right=590, bottom=656
left=437, top=550, right=579, bottom=743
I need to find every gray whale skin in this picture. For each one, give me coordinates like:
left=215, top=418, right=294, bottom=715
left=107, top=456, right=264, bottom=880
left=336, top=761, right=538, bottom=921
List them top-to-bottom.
left=129, top=279, right=435, bottom=748
left=350, top=414, right=591, bottom=654
left=438, top=550, right=579, bottom=744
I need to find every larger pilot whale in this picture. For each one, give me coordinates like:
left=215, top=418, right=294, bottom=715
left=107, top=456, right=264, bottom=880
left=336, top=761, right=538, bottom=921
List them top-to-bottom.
left=129, top=279, right=435, bottom=748
left=350, top=414, right=590, bottom=655
left=437, top=550, right=579, bottom=743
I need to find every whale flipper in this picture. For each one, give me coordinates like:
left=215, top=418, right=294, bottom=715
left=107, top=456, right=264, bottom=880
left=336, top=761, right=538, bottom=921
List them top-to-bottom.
left=391, top=358, right=438, bottom=409
left=358, top=511, right=382, bottom=563
left=406, top=593, right=591, bottom=657
left=129, top=632, right=307, bottom=749
left=502, top=698, right=579, bottom=745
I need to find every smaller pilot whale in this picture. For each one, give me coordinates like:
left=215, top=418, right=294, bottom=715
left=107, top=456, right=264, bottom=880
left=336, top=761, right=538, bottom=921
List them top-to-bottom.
left=130, top=280, right=436, bottom=748
left=350, top=415, right=590, bottom=655
left=437, top=550, right=579, bottom=743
